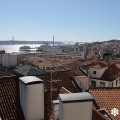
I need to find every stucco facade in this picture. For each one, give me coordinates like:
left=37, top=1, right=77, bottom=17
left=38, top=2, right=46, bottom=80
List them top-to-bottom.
left=2, top=53, right=18, bottom=68
left=88, top=67, right=107, bottom=79
left=90, top=78, right=112, bottom=87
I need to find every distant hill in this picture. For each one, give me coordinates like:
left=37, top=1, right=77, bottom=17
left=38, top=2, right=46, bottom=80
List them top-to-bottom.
left=0, top=40, right=64, bottom=45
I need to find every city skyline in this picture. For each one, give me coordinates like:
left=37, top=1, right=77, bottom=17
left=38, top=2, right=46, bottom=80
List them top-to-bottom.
left=0, top=0, right=120, bottom=42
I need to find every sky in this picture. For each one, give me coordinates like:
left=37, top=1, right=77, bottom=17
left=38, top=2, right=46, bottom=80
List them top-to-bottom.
left=0, top=0, right=120, bottom=42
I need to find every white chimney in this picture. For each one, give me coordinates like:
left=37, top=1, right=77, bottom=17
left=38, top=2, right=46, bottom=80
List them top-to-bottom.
left=19, top=76, right=44, bottom=120
left=59, top=92, right=93, bottom=120
left=52, top=100, right=59, bottom=120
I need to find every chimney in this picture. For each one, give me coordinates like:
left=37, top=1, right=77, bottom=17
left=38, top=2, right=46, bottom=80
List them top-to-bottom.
left=19, top=76, right=44, bottom=120
left=59, top=92, right=93, bottom=120
left=52, top=100, right=59, bottom=120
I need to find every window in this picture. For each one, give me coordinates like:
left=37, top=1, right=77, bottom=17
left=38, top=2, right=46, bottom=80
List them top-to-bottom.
left=80, top=47, right=83, bottom=52
left=76, top=48, right=78, bottom=53
left=93, top=71, right=96, bottom=74
left=116, top=80, right=118, bottom=85
left=91, top=81, right=96, bottom=87
left=100, top=82, right=105, bottom=87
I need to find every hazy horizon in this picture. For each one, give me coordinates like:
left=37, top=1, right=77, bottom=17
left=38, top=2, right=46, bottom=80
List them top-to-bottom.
left=0, top=0, right=120, bottom=42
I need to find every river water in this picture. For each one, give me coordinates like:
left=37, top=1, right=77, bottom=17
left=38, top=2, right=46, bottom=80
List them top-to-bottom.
left=0, top=44, right=42, bottom=53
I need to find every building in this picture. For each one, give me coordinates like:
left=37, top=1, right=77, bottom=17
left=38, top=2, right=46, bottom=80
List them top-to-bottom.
left=73, top=42, right=88, bottom=58
left=37, top=45, right=63, bottom=54
left=0, top=50, right=5, bottom=66
left=2, top=53, right=21, bottom=68
left=88, top=62, right=120, bottom=87
left=14, top=64, right=47, bottom=77
left=1, top=69, right=115, bottom=120
left=89, top=87, right=120, bottom=120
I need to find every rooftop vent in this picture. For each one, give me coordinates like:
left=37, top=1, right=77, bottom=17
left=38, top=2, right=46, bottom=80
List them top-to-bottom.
left=19, top=76, right=44, bottom=120
left=59, top=92, right=93, bottom=120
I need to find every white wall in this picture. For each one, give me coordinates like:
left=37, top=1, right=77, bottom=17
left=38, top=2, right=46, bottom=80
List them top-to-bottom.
left=73, top=43, right=87, bottom=57
left=74, top=43, right=84, bottom=53
left=73, top=45, right=85, bottom=58
left=74, top=46, right=80, bottom=53
left=42, top=47, right=62, bottom=53
left=49, top=48, right=62, bottom=53
left=2, top=54, right=17, bottom=68
left=88, top=67, right=107, bottom=79
left=90, top=78, right=112, bottom=87
left=90, top=78, right=120, bottom=87
left=112, top=78, right=120, bottom=87
left=19, top=81, right=44, bottom=120
left=19, top=81, right=27, bottom=117
left=27, top=84, right=44, bottom=120
left=59, top=93, right=93, bottom=120
left=53, top=100, right=59, bottom=120
left=59, top=101, right=92, bottom=120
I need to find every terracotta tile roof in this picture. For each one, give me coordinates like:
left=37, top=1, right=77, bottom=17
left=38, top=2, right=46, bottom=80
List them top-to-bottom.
left=80, top=59, right=108, bottom=71
left=62, top=60, right=81, bottom=70
left=80, top=60, right=108, bottom=70
left=99, top=60, right=109, bottom=64
left=91, top=62, right=108, bottom=69
left=80, top=63, right=97, bottom=72
left=101, top=64, right=120, bottom=81
left=1, top=69, right=108, bottom=120
left=43, top=69, right=108, bottom=120
left=1, top=70, right=78, bottom=120
left=0, top=76, right=24, bottom=120
left=48, top=87, right=108, bottom=120
left=59, top=87, right=71, bottom=94
left=89, top=87, right=120, bottom=120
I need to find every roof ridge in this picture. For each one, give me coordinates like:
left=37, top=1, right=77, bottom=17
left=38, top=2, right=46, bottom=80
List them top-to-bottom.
left=90, top=87, right=120, bottom=89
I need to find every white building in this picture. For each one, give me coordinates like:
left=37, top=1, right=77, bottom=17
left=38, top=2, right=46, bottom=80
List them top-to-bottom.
left=73, top=42, right=88, bottom=58
left=38, top=45, right=63, bottom=54
left=2, top=53, right=20, bottom=68
left=88, top=62, right=120, bottom=87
